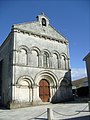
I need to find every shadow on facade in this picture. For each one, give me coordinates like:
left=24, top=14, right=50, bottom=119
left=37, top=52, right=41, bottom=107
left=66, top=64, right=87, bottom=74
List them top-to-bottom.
left=51, top=71, right=73, bottom=103
left=0, top=106, right=8, bottom=110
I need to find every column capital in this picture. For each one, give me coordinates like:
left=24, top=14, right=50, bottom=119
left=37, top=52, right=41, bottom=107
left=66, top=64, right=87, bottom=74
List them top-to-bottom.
left=32, top=84, right=38, bottom=88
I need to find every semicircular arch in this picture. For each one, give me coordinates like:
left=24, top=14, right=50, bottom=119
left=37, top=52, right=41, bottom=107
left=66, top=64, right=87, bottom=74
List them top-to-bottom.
left=18, top=45, right=30, bottom=53
left=30, top=46, right=41, bottom=55
left=41, top=49, right=51, bottom=56
left=51, top=50, right=60, bottom=59
left=60, top=53, right=68, bottom=59
left=34, top=70, right=58, bottom=87
left=16, top=75, right=34, bottom=87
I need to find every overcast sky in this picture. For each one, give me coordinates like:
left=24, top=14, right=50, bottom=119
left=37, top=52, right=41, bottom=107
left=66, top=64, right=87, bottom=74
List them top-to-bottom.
left=0, top=0, right=90, bottom=80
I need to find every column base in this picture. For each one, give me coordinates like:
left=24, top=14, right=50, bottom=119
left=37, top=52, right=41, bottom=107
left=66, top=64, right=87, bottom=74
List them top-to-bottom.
left=7, top=101, right=32, bottom=109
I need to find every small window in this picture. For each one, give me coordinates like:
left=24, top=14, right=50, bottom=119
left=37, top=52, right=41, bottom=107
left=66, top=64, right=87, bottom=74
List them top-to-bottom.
left=42, top=18, right=46, bottom=26
left=43, top=51, right=49, bottom=68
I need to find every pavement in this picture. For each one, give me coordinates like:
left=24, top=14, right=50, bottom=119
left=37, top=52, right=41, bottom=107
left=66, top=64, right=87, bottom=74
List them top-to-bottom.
left=0, top=103, right=90, bottom=120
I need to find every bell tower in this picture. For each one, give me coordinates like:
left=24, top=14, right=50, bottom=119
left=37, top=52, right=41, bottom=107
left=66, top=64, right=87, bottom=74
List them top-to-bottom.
left=36, top=12, right=50, bottom=27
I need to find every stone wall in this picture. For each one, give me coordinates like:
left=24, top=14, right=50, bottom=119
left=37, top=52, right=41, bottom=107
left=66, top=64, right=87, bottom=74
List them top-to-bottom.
left=0, top=13, right=73, bottom=108
left=11, top=29, right=72, bottom=107
left=0, top=33, right=13, bottom=105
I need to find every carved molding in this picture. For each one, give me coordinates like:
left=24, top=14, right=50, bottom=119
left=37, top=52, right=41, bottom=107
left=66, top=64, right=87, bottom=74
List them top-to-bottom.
left=12, top=28, right=68, bottom=45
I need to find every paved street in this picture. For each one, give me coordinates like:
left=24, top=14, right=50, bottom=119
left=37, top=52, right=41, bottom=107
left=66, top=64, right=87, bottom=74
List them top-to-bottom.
left=0, top=103, right=90, bottom=120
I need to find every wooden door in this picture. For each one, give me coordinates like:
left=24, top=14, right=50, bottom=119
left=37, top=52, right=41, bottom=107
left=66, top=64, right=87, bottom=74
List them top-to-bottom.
left=39, top=79, right=50, bottom=102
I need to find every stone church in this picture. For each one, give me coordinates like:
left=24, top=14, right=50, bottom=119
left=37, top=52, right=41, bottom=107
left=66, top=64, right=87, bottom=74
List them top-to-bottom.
left=0, top=13, right=73, bottom=108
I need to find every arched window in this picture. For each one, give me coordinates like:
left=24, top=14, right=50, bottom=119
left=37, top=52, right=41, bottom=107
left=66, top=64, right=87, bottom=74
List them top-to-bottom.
left=42, top=18, right=46, bottom=26
left=19, top=49, right=27, bottom=65
left=30, top=50, right=38, bottom=67
left=43, top=51, right=49, bottom=68
left=52, top=53, right=58, bottom=69
left=61, top=55, right=66, bottom=69
left=17, top=79, right=32, bottom=102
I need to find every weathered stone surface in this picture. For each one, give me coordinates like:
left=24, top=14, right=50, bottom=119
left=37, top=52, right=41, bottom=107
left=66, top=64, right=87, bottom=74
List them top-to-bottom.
left=0, top=13, right=73, bottom=108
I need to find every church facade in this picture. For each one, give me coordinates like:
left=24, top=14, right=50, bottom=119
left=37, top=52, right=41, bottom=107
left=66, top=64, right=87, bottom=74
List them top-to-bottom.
left=0, top=13, right=73, bottom=108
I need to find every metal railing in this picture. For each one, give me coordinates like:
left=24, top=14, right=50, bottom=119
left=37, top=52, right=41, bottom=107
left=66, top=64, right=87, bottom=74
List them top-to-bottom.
left=27, top=103, right=89, bottom=120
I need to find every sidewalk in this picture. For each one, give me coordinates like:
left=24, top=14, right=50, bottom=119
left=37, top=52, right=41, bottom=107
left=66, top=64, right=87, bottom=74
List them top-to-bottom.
left=0, top=103, right=90, bottom=120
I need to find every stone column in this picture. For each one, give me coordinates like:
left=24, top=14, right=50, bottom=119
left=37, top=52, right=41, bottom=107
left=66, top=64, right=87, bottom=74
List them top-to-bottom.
left=26, top=52, right=29, bottom=65
left=28, top=52, right=31, bottom=65
left=38, top=54, right=43, bottom=67
left=49, top=55, right=52, bottom=68
left=59, top=57, right=61, bottom=69
left=32, top=84, right=41, bottom=105
left=32, top=85, right=37, bottom=104
left=50, top=86, right=57, bottom=103
left=29, top=87, right=32, bottom=102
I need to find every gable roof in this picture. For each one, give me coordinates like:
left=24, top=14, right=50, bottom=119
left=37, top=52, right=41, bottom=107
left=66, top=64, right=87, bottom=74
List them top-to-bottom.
left=13, top=14, right=68, bottom=42
left=83, top=52, right=90, bottom=61
left=72, top=77, right=88, bottom=89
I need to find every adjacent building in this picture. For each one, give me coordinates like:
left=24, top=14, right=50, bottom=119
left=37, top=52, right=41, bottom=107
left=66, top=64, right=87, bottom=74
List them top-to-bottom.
left=0, top=13, right=73, bottom=108
left=83, top=52, right=90, bottom=97
left=72, top=77, right=89, bottom=97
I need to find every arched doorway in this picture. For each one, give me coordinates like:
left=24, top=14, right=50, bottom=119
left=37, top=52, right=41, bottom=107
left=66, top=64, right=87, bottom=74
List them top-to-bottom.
left=16, top=76, right=34, bottom=103
left=39, top=79, right=50, bottom=102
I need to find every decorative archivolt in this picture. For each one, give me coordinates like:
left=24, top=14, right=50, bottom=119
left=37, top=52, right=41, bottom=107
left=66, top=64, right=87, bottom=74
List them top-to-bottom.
left=17, top=45, right=69, bottom=70
left=17, top=45, right=30, bottom=65
left=18, top=45, right=30, bottom=53
left=18, top=46, right=28, bottom=65
left=30, top=46, right=41, bottom=55
left=29, top=47, right=41, bottom=67
left=41, top=49, right=51, bottom=57
left=41, top=49, right=51, bottom=68
left=51, top=50, right=60, bottom=59
left=51, top=50, right=60, bottom=69
left=60, top=53, right=68, bottom=59
left=60, top=53, right=69, bottom=70
left=34, top=70, right=58, bottom=87
left=16, top=75, right=34, bottom=87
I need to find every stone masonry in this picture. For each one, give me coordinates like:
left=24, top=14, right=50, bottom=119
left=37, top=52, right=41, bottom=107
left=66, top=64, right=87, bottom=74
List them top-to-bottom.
left=0, top=13, right=73, bottom=108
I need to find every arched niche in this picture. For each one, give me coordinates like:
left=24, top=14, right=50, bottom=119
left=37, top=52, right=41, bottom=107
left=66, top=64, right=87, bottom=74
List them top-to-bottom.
left=18, top=45, right=29, bottom=65
left=30, top=47, right=41, bottom=67
left=18, top=48, right=27, bottom=65
left=41, top=49, right=51, bottom=68
left=30, top=50, right=38, bottom=67
left=51, top=51, right=60, bottom=69
left=60, top=53, right=68, bottom=70
left=34, top=70, right=58, bottom=102
left=16, top=76, right=34, bottom=102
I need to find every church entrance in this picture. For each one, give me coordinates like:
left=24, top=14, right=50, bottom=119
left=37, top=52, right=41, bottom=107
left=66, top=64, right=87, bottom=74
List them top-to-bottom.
left=39, top=79, right=50, bottom=102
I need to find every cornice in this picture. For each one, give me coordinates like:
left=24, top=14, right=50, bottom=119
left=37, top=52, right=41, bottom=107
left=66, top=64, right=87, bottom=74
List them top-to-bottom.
left=12, top=28, right=69, bottom=45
